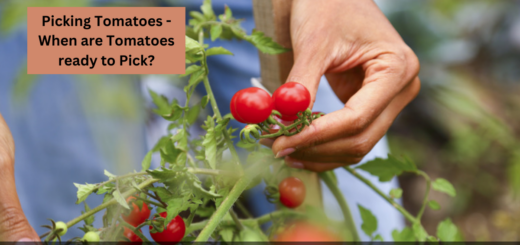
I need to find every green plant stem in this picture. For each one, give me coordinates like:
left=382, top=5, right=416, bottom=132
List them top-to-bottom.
left=194, top=160, right=266, bottom=242
left=343, top=167, right=418, bottom=223
left=416, top=170, right=431, bottom=220
left=319, top=172, right=360, bottom=241
left=65, top=178, right=158, bottom=229
left=134, top=195, right=166, bottom=208
left=235, top=200, right=253, bottom=218
left=185, top=206, right=198, bottom=227
left=187, top=209, right=303, bottom=234
left=229, top=209, right=244, bottom=230
left=119, top=218, right=150, bottom=242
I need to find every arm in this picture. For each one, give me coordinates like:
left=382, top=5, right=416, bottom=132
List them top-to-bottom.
left=262, top=0, right=420, bottom=171
left=0, top=113, right=39, bottom=241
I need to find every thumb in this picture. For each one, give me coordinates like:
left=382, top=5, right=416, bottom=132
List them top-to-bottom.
left=0, top=166, right=39, bottom=241
left=0, top=206, right=39, bottom=241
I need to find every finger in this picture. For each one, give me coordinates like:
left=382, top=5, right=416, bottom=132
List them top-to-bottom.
left=286, top=39, right=331, bottom=108
left=273, top=52, right=420, bottom=157
left=275, top=76, right=421, bottom=159
left=259, top=138, right=274, bottom=148
left=285, top=156, right=347, bottom=172
left=0, top=173, right=39, bottom=241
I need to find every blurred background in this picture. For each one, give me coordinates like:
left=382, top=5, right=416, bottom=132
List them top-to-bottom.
left=1, top=0, right=520, bottom=241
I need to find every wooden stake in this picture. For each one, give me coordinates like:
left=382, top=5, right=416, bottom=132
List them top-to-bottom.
left=252, top=0, right=323, bottom=209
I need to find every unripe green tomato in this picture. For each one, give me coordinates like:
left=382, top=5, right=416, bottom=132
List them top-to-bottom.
left=55, top=221, right=68, bottom=236
left=239, top=227, right=265, bottom=242
left=82, top=231, right=100, bottom=242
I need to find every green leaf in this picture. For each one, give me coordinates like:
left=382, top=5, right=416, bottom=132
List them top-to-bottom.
left=200, top=0, right=215, bottom=20
left=225, top=5, right=232, bottom=19
left=210, top=24, right=222, bottom=41
left=244, top=29, right=291, bottom=54
left=185, top=35, right=202, bottom=52
left=206, top=47, right=233, bottom=56
left=180, top=65, right=201, bottom=78
left=189, top=70, right=205, bottom=86
left=148, top=89, right=170, bottom=115
left=200, top=95, right=209, bottom=108
left=186, top=105, right=201, bottom=125
left=203, top=127, right=217, bottom=169
left=141, top=151, right=153, bottom=171
left=356, top=154, right=417, bottom=182
left=104, top=170, right=116, bottom=179
left=432, top=178, right=456, bottom=197
left=74, top=183, right=97, bottom=204
left=112, top=188, right=130, bottom=210
left=389, top=188, right=403, bottom=199
left=165, top=197, right=185, bottom=225
left=428, top=200, right=441, bottom=210
left=82, top=202, right=94, bottom=225
left=358, top=204, right=378, bottom=237
left=437, top=218, right=461, bottom=241
left=412, top=223, right=428, bottom=242
left=392, top=227, right=415, bottom=242
left=373, top=234, right=384, bottom=241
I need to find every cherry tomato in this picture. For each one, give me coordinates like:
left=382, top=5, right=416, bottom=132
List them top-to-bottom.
left=272, top=82, right=311, bottom=120
left=230, top=87, right=273, bottom=124
left=230, top=94, right=246, bottom=123
left=279, top=177, right=306, bottom=208
left=122, top=196, right=151, bottom=227
left=149, top=212, right=186, bottom=244
left=55, top=221, right=68, bottom=236
left=275, top=222, right=340, bottom=242
left=123, top=227, right=143, bottom=242
left=82, top=231, right=100, bottom=242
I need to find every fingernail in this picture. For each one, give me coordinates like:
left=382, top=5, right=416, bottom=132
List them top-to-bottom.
left=275, top=148, right=295, bottom=158
left=286, top=160, right=304, bottom=169
left=16, top=238, right=37, bottom=245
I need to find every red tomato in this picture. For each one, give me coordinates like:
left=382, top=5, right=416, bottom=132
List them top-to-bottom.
left=272, top=82, right=311, bottom=120
left=230, top=87, right=273, bottom=124
left=230, top=94, right=246, bottom=123
left=279, top=177, right=306, bottom=208
left=121, top=196, right=151, bottom=227
left=149, top=212, right=186, bottom=244
left=275, top=222, right=340, bottom=242
left=123, top=227, right=143, bottom=243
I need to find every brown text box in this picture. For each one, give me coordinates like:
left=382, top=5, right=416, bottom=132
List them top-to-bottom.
left=27, top=7, right=185, bottom=74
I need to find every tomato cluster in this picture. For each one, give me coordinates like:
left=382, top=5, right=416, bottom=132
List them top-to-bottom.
left=230, top=82, right=311, bottom=124
left=119, top=196, right=185, bottom=244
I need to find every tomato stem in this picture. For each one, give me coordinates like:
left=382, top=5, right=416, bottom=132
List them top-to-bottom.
left=194, top=159, right=267, bottom=241
left=343, top=167, right=419, bottom=224
left=416, top=170, right=431, bottom=220
left=319, top=172, right=360, bottom=241
left=119, top=218, right=151, bottom=242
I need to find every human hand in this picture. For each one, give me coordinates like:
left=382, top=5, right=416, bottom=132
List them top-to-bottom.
left=261, top=0, right=420, bottom=172
left=0, top=113, right=39, bottom=241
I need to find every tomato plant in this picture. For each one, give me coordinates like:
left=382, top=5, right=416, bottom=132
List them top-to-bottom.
left=38, top=0, right=461, bottom=243
left=272, top=82, right=311, bottom=121
left=230, top=87, right=273, bottom=124
left=279, top=177, right=306, bottom=208
left=121, top=196, right=151, bottom=227
left=149, top=212, right=185, bottom=244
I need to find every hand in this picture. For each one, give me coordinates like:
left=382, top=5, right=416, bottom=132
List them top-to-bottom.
left=261, top=0, right=420, bottom=172
left=0, top=113, right=39, bottom=241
